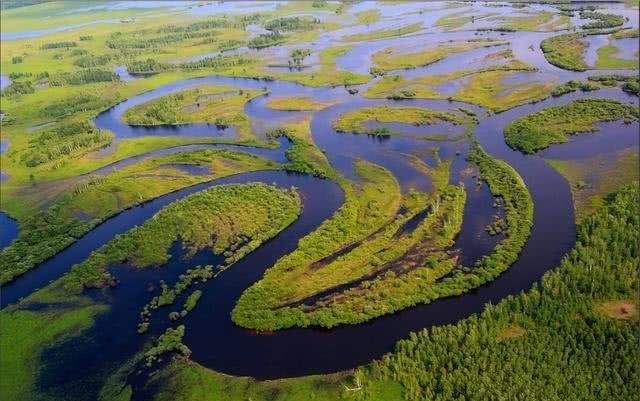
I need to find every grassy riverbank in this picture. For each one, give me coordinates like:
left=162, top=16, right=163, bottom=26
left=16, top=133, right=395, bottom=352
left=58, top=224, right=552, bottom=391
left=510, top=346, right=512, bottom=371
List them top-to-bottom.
left=504, top=98, right=639, bottom=153
left=0, top=150, right=280, bottom=285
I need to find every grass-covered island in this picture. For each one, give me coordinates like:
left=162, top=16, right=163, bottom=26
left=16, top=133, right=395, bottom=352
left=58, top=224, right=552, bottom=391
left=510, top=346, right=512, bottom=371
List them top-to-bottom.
left=0, top=1, right=638, bottom=400
left=504, top=98, right=639, bottom=153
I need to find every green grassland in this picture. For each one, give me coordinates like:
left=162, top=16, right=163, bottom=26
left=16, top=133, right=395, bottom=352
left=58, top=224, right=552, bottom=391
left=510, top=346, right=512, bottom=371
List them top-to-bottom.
left=0, top=2, right=167, bottom=32
left=436, top=8, right=570, bottom=32
left=356, top=9, right=382, bottom=25
left=435, top=10, right=500, bottom=30
left=495, top=10, right=571, bottom=31
left=343, top=22, right=422, bottom=42
left=611, top=28, right=640, bottom=39
left=540, top=29, right=639, bottom=72
left=370, top=39, right=507, bottom=72
left=595, top=42, right=639, bottom=69
left=364, top=61, right=554, bottom=113
left=266, top=96, right=334, bottom=111
left=504, top=98, right=639, bottom=153
left=333, top=105, right=474, bottom=140
left=547, top=148, right=639, bottom=220
left=232, top=160, right=406, bottom=329
left=0, top=290, right=108, bottom=401
left=143, top=360, right=393, bottom=401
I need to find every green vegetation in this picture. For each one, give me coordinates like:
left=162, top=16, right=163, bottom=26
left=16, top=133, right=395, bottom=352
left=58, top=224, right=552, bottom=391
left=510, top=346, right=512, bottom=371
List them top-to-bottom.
left=1, top=3, right=637, bottom=400
left=356, top=10, right=381, bottom=25
left=436, top=10, right=496, bottom=30
left=503, top=11, right=571, bottom=31
left=580, top=11, right=625, bottom=29
left=263, top=16, right=320, bottom=32
left=343, top=22, right=422, bottom=42
left=542, top=28, right=637, bottom=71
left=611, top=28, right=640, bottom=39
left=248, top=31, right=286, bottom=49
left=541, top=32, right=589, bottom=71
left=371, top=40, right=506, bottom=72
left=41, top=41, right=77, bottom=49
left=595, top=43, right=639, bottom=69
left=278, top=45, right=369, bottom=87
left=289, top=48, right=312, bottom=66
left=126, top=55, right=254, bottom=75
left=364, top=61, right=554, bottom=112
left=47, top=69, right=120, bottom=87
left=588, top=74, right=640, bottom=95
left=551, top=79, right=599, bottom=96
left=1, top=80, right=35, bottom=97
left=122, top=84, right=264, bottom=139
left=40, top=93, right=113, bottom=119
left=266, top=96, right=333, bottom=111
left=504, top=98, right=639, bottom=153
left=334, top=105, right=473, bottom=140
left=266, top=117, right=334, bottom=178
left=17, top=120, right=113, bottom=168
left=241, top=140, right=529, bottom=327
left=233, top=141, right=532, bottom=330
left=548, top=148, right=639, bottom=220
left=0, top=150, right=280, bottom=285
left=232, top=160, right=405, bottom=329
left=64, top=182, right=301, bottom=291
left=234, top=182, right=467, bottom=329
left=358, top=182, right=639, bottom=401
left=139, top=265, right=214, bottom=332
left=0, top=289, right=108, bottom=401
left=183, top=290, right=202, bottom=313
left=144, top=325, right=190, bottom=366
left=147, top=360, right=365, bottom=401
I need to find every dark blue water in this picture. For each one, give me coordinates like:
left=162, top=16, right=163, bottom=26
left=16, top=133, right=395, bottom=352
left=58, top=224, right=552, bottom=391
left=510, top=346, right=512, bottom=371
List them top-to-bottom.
left=0, top=31, right=636, bottom=400
left=0, top=213, right=19, bottom=250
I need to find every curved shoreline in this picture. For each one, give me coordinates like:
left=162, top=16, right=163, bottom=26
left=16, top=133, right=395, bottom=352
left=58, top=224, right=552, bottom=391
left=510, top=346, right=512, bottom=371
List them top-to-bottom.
left=2, top=74, right=637, bottom=384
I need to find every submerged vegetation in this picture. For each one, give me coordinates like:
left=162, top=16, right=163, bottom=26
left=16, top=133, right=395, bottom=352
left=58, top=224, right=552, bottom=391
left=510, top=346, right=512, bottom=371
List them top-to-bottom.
left=505, top=98, right=639, bottom=153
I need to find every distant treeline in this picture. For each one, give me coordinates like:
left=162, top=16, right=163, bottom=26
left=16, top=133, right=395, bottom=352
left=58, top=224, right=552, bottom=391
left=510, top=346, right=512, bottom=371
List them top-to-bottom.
left=263, top=16, right=320, bottom=32
left=126, top=55, right=252, bottom=75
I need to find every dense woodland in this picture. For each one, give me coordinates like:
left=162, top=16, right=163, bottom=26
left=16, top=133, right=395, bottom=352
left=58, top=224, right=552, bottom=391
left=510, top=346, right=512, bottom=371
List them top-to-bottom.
left=363, top=183, right=639, bottom=401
